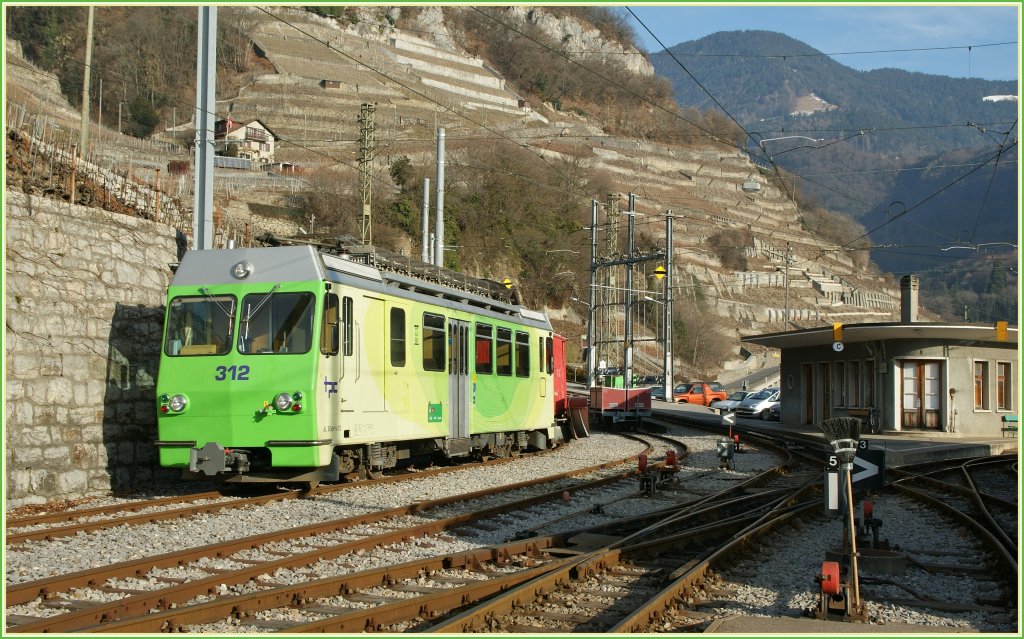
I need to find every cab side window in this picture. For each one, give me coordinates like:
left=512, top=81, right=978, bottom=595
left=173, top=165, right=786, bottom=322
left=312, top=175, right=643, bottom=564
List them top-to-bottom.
left=320, top=293, right=339, bottom=355
left=423, top=313, right=446, bottom=371
left=476, top=324, right=493, bottom=374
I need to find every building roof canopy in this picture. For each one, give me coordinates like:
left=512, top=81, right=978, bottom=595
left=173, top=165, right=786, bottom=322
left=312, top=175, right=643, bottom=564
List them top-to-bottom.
left=742, top=322, right=1018, bottom=350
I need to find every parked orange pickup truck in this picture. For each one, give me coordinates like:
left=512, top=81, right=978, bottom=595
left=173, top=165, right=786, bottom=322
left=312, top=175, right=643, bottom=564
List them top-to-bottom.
left=673, top=381, right=728, bottom=406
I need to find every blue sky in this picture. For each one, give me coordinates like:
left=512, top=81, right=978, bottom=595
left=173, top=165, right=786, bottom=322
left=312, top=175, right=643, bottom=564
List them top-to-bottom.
left=625, top=3, right=1020, bottom=81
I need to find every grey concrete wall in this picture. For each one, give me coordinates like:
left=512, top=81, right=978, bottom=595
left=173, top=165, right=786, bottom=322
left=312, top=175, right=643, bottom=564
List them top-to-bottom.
left=4, top=191, right=182, bottom=507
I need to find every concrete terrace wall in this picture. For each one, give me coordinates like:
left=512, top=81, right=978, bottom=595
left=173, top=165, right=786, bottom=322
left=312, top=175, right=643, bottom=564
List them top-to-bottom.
left=4, top=190, right=181, bottom=507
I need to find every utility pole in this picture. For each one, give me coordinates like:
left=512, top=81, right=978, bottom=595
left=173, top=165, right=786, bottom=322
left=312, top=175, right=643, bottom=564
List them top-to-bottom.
left=78, top=5, right=95, bottom=157
left=192, top=5, right=217, bottom=250
left=357, top=102, right=376, bottom=246
left=434, top=127, right=446, bottom=267
left=420, top=178, right=430, bottom=263
left=624, top=193, right=636, bottom=390
left=602, top=194, right=621, bottom=382
left=586, top=199, right=598, bottom=388
left=664, top=212, right=673, bottom=389
left=783, top=243, right=793, bottom=328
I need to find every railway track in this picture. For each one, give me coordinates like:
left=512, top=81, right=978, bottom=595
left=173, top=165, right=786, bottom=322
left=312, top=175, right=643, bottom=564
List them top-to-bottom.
left=29, top=430, right=797, bottom=634
left=5, top=434, right=684, bottom=633
left=4, top=447, right=570, bottom=545
left=890, top=455, right=1018, bottom=572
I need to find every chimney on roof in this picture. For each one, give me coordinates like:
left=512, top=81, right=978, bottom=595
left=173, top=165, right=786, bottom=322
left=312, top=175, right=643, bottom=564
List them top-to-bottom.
left=900, top=274, right=919, bottom=323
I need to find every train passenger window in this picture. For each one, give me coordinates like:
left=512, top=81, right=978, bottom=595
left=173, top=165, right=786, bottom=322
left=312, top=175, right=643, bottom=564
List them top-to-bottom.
left=238, top=292, right=315, bottom=355
left=320, top=293, right=339, bottom=355
left=164, top=295, right=235, bottom=356
left=342, top=297, right=353, bottom=356
left=390, top=308, right=406, bottom=367
left=422, top=313, right=446, bottom=371
left=475, top=324, right=493, bottom=374
left=496, top=328, right=512, bottom=376
left=515, top=331, right=530, bottom=378
left=546, top=336, right=554, bottom=374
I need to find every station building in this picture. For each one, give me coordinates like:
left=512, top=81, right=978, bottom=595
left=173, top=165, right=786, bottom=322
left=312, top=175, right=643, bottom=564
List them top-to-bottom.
left=741, top=276, right=1018, bottom=437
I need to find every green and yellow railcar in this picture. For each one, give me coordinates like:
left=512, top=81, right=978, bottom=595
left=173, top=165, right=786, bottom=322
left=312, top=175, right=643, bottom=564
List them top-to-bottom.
left=155, top=246, right=562, bottom=484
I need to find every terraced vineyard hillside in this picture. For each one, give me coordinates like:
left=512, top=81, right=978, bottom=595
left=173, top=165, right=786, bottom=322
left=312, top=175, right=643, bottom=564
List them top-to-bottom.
left=4, top=6, right=926, bottom=382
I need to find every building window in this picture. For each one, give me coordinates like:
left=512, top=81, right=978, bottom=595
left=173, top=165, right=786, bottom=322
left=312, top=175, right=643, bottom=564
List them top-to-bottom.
left=390, top=308, right=405, bottom=367
left=422, top=313, right=446, bottom=372
left=475, top=324, right=493, bottom=374
left=515, top=331, right=530, bottom=378
left=974, top=361, right=990, bottom=410
left=996, top=362, right=1012, bottom=411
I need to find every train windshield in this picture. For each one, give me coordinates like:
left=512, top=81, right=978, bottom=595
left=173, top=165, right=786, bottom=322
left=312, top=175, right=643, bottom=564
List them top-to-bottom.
left=238, top=292, right=315, bottom=354
left=164, top=295, right=236, bottom=356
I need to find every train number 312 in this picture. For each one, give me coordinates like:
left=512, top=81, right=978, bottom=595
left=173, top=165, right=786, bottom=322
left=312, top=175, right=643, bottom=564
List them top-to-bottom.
left=215, top=365, right=250, bottom=381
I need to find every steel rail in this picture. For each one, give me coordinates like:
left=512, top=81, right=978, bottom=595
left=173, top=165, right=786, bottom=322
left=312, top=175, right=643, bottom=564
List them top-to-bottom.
left=6, top=441, right=654, bottom=632
left=422, top=443, right=820, bottom=633
left=5, top=445, right=567, bottom=543
left=961, top=459, right=1017, bottom=559
left=892, top=482, right=1017, bottom=575
left=609, top=498, right=821, bottom=632
left=72, top=540, right=571, bottom=633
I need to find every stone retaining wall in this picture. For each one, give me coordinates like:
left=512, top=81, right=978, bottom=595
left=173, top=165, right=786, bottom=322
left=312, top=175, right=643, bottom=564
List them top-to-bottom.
left=4, top=190, right=181, bottom=507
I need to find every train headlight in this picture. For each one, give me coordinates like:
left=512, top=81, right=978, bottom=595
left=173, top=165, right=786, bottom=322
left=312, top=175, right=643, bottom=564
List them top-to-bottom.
left=274, top=392, right=293, bottom=411
left=168, top=394, right=188, bottom=412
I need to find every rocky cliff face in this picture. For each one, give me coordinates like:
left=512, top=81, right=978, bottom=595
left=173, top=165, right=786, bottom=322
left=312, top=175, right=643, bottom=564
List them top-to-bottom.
left=339, top=6, right=654, bottom=77
left=505, top=6, right=654, bottom=77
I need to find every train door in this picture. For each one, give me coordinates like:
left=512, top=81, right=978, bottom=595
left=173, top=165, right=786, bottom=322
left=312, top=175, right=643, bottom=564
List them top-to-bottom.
left=358, top=296, right=386, bottom=413
left=385, top=303, right=409, bottom=415
left=448, top=318, right=470, bottom=440
left=900, top=360, right=942, bottom=430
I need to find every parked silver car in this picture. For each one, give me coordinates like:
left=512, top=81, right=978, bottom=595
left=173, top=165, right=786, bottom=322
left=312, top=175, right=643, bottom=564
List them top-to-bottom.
left=735, top=388, right=780, bottom=419
left=710, top=390, right=753, bottom=412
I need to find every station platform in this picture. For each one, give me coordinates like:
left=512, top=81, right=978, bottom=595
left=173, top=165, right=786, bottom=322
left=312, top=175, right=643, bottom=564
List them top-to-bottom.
left=651, top=400, right=1019, bottom=466
left=706, top=613, right=978, bottom=633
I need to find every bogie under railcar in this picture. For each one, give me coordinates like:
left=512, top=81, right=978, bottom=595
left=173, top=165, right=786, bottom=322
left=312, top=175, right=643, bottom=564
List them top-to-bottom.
left=155, top=246, right=563, bottom=483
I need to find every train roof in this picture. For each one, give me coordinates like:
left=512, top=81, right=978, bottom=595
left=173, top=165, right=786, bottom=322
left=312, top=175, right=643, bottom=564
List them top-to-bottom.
left=170, top=245, right=551, bottom=328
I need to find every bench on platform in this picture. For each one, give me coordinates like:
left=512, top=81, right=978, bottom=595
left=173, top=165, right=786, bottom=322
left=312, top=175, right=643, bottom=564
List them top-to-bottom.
left=1001, top=415, right=1018, bottom=437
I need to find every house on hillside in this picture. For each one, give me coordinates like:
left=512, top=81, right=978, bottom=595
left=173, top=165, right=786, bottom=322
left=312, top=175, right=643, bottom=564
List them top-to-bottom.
left=214, top=117, right=277, bottom=165
left=741, top=275, right=1018, bottom=437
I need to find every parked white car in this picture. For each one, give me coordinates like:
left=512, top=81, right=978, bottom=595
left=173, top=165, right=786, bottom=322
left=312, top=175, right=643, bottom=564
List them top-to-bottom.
left=735, top=388, right=780, bottom=419
left=710, top=390, right=753, bottom=412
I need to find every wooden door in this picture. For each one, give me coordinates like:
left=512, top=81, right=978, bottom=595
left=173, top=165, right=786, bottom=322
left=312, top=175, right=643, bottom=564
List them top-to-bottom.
left=901, top=361, right=942, bottom=430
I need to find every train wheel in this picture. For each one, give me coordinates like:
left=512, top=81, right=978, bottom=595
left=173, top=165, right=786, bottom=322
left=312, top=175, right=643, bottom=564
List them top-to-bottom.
left=300, top=481, right=319, bottom=496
